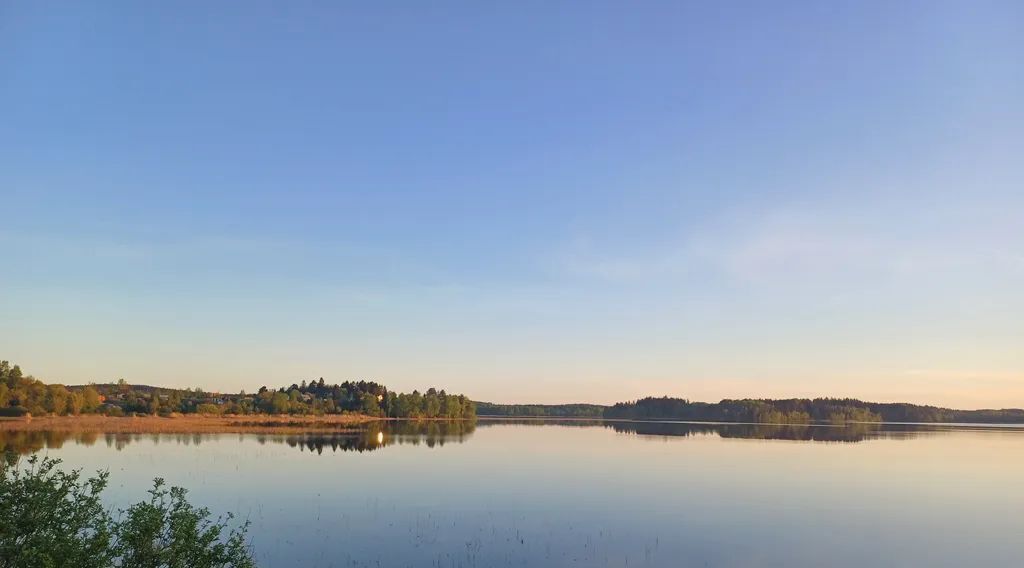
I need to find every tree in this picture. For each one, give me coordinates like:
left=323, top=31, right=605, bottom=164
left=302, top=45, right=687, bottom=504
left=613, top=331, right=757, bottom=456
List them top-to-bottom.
left=6, top=364, right=24, bottom=385
left=44, top=384, right=69, bottom=415
left=82, top=386, right=101, bottom=412
left=408, top=391, right=424, bottom=418
left=67, top=392, right=85, bottom=415
left=168, top=392, right=183, bottom=413
left=270, top=392, right=289, bottom=414
left=359, top=392, right=381, bottom=416
left=424, top=392, right=441, bottom=418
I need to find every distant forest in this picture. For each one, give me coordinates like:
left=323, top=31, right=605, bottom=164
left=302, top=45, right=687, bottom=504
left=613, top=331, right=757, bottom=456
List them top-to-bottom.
left=0, top=360, right=474, bottom=419
left=477, top=396, right=1024, bottom=424
left=604, top=396, right=1024, bottom=424
left=475, top=402, right=606, bottom=417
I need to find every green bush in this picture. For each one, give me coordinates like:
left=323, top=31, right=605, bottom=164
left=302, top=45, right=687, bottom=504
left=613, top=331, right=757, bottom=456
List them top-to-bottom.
left=195, top=403, right=222, bottom=415
left=102, top=405, right=125, bottom=417
left=0, top=406, right=30, bottom=417
left=0, top=456, right=256, bottom=568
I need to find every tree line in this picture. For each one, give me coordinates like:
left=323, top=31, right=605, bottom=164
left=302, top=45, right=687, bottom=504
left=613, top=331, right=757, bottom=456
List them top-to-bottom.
left=0, top=360, right=474, bottom=419
left=0, top=361, right=102, bottom=417
left=248, top=379, right=475, bottom=419
left=603, top=396, right=1024, bottom=424
left=474, top=402, right=606, bottom=417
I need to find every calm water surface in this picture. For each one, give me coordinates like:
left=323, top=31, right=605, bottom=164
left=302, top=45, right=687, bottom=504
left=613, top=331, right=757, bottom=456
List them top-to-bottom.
left=6, top=420, right=1024, bottom=567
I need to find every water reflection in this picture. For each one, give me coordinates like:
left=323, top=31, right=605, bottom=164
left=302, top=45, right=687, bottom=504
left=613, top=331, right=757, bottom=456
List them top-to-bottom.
left=476, top=418, right=1024, bottom=442
left=6, top=419, right=1022, bottom=460
left=0, top=420, right=476, bottom=458
left=280, top=420, right=475, bottom=455
left=612, top=420, right=889, bottom=442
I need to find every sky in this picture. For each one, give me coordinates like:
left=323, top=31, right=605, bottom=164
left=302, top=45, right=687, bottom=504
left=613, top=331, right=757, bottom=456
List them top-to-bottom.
left=1, top=1, right=1022, bottom=408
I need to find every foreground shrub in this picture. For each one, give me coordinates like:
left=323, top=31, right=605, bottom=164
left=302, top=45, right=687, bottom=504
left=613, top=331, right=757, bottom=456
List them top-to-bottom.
left=0, top=456, right=255, bottom=568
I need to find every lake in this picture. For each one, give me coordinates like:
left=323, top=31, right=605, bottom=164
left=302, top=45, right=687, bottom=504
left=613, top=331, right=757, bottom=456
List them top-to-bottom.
left=5, top=420, right=1024, bottom=567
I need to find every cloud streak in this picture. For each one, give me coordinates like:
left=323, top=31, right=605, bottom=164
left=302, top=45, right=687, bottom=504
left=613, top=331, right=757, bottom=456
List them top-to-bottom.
left=555, top=198, right=1024, bottom=286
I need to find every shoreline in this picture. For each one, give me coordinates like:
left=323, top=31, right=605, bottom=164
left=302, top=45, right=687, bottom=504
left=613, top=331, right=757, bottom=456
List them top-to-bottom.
left=0, top=414, right=387, bottom=434
left=5, top=415, right=1020, bottom=435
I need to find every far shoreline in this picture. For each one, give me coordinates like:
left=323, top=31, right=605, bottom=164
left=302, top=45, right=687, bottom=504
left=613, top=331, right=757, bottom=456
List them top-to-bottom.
left=0, top=413, right=407, bottom=434
left=5, top=415, right=1022, bottom=436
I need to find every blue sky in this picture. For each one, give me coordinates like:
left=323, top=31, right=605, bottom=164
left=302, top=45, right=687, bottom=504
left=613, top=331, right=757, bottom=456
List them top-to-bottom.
left=2, top=1, right=1022, bottom=407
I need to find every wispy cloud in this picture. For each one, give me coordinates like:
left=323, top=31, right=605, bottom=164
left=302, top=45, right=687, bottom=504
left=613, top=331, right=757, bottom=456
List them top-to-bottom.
left=553, top=199, right=1024, bottom=285
left=554, top=234, right=696, bottom=281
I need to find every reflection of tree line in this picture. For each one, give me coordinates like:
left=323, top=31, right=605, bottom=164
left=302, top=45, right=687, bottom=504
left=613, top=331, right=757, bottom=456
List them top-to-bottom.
left=474, top=419, right=965, bottom=443
left=7, top=420, right=1009, bottom=459
left=611, top=420, right=1023, bottom=442
left=1, top=421, right=476, bottom=458
left=284, top=421, right=477, bottom=454
left=606, top=421, right=889, bottom=442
